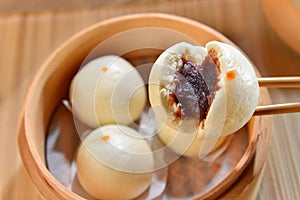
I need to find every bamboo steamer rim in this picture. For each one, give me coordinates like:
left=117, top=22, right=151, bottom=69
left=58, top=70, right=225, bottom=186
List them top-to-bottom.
left=17, top=13, right=272, bottom=199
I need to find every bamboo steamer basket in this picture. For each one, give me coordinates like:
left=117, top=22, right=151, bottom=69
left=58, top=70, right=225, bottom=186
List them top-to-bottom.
left=17, top=13, right=272, bottom=200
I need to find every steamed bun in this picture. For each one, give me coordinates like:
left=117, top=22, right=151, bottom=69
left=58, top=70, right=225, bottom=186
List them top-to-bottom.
left=149, top=41, right=259, bottom=157
left=70, top=55, right=146, bottom=127
left=76, top=125, right=154, bottom=199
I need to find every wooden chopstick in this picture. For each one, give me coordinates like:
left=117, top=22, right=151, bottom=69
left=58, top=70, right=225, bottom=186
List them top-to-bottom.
left=254, top=76, right=300, bottom=115
left=258, top=77, right=300, bottom=88
left=254, top=103, right=300, bottom=116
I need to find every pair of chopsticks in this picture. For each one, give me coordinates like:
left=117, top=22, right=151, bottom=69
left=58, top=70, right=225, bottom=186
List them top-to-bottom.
left=254, top=77, right=300, bottom=116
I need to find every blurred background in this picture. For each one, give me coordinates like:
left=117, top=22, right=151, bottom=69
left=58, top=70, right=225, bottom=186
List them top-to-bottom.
left=0, top=0, right=299, bottom=199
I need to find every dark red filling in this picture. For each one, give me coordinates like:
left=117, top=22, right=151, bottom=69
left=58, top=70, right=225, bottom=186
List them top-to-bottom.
left=169, top=53, right=220, bottom=123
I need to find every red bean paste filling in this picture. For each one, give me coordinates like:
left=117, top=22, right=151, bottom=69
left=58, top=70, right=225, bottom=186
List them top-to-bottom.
left=169, top=52, right=220, bottom=123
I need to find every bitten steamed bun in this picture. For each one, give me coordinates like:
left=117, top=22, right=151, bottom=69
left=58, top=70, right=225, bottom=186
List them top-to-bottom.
left=149, top=41, right=259, bottom=157
left=70, top=55, right=146, bottom=127
left=76, top=125, right=154, bottom=199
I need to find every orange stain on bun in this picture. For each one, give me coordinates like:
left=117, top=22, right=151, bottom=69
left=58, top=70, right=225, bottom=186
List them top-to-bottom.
left=101, top=67, right=108, bottom=72
left=226, top=70, right=236, bottom=81
left=101, top=134, right=110, bottom=141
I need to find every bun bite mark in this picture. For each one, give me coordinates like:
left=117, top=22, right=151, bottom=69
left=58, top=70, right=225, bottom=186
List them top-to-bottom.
left=166, top=51, right=221, bottom=125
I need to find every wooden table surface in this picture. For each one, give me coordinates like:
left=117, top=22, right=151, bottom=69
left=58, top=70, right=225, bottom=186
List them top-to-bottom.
left=0, top=0, right=299, bottom=199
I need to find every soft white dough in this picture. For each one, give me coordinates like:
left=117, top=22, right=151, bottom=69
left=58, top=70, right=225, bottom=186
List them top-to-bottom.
left=149, top=41, right=259, bottom=157
left=204, top=41, right=259, bottom=136
left=70, top=55, right=146, bottom=128
left=76, top=125, right=154, bottom=199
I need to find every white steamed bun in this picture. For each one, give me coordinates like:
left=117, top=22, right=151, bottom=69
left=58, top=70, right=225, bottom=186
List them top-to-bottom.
left=149, top=41, right=259, bottom=157
left=70, top=55, right=146, bottom=127
left=76, top=125, right=154, bottom=199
